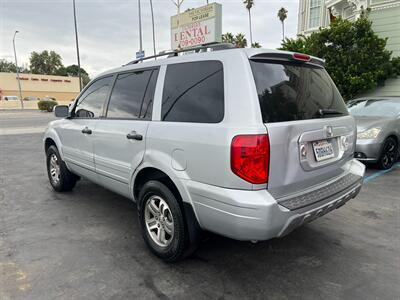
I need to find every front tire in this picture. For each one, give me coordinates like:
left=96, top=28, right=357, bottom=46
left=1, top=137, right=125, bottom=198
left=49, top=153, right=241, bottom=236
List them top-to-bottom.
left=377, top=137, right=398, bottom=170
left=46, top=145, right=78, bottom=192
left=138, top=180, right=190, bottom=262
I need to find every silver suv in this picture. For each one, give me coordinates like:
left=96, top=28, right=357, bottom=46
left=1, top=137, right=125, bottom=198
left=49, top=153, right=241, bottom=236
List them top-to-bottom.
left=44, top=46, right=365, bottom=261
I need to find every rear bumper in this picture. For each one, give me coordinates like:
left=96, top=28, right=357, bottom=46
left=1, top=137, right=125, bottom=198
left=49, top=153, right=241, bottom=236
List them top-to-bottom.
left=355, top=139, right=383, bottom=162
left=186, top=159, right=365, bottom=241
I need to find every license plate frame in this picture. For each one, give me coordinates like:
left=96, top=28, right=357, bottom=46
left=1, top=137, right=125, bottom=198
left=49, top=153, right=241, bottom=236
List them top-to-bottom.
left=312, top=139, right=335, bottom=162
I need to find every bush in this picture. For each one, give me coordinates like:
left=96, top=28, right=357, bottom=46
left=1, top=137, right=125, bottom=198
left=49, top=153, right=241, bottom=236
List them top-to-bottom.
left=38, top=100, right=58, bottom=112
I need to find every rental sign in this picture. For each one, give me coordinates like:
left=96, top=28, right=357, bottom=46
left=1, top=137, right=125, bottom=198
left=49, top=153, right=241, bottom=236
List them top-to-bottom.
left=171, top=3, right=222, bottom=50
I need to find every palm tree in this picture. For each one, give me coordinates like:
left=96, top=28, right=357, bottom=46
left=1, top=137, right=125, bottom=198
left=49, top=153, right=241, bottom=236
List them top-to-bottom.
left=243, top=0, right=254, bottom=46
left=277, top=7, right=288, bottom=41
left=222, top=32, right=235, bottom=44
left=234, top=33, right=247, bottom=48
left=251, top=42, right=261, bottom=48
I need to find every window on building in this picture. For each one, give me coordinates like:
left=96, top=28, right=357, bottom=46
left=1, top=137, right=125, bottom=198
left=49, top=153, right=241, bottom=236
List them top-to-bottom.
left=309, top=0, right=322, bottom=28
left=161, top=61, right=224, bottom=123
left=107, top=69, right=158, bottom=119
left=74, top=76, right=113, bottom=118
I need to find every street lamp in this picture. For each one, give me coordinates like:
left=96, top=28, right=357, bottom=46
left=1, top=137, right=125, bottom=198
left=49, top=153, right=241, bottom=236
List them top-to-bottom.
left=73, top=0, right=82, bottom=91
left=12, top=30, right=24, bottom=109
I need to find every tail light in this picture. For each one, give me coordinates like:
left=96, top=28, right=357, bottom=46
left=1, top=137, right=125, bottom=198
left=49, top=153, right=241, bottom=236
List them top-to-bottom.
left=292, top=53, right=311, bottom=62
left=231, top=134, right=270, bottom=184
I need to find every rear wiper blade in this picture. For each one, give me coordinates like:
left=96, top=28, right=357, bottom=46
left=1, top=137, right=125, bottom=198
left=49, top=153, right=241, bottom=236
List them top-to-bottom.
left=318, top=108, right=344, bottom=117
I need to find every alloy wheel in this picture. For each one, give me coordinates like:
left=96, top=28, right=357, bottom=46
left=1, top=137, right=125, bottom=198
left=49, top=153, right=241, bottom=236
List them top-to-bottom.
left=381, top=139, right=397, bottom=169
left=49, top=153, right=60, bottom=184
left=144, top=195, right=174, bottom=247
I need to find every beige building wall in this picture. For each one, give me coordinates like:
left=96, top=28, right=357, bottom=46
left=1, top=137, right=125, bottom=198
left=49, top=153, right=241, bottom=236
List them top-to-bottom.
left=0, top=72, right=80, bottom=101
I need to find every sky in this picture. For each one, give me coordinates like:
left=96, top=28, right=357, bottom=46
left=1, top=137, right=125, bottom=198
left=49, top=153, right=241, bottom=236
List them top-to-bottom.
left=1, top=0, right=299, bottom=77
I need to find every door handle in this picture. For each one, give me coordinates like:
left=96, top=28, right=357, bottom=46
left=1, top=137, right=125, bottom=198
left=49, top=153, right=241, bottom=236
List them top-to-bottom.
left=81, top=127, right=92, bottom=134
left=126, top=131, right=143, bottom=141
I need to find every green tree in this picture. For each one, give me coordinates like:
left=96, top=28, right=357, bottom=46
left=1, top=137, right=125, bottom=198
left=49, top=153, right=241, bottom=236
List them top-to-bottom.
left=243, top=0, right=254, bottom=46
left=277, top=7, right=288, bottom=41
left=281, top=15, right=400, bottom=100
left=222, top=32, right=235, bottom=44
left=222, top=32, right=260, bottom=48
left=234, top=33, right=247, bottom=48
left=281, top=36, right=310, bottom=53
left=251, top=42, right=262, bottom=48
left=29, top=50, right=63, bottom=75
left=0, top=59, right=28, bottom=73
left=0, top=59, right=17, bottom=72
left=56, top=64, right=90, bottom=86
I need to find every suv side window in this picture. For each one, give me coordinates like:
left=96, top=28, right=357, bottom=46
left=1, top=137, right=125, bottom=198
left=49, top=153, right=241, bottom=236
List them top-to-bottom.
left=161, top=61, right=224, bottom=123
left=106, top=69, right=158, bottom=119
left=74, top=76, right=113, bottom=118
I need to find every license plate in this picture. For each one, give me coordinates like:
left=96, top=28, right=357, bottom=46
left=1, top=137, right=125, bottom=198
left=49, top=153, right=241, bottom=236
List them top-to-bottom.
left=312, top=140, right=334, bottom=161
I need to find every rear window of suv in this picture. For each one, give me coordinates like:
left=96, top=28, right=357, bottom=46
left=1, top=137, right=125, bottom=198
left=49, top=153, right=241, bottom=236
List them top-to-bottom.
left=250, top=60, right=348, bottom=123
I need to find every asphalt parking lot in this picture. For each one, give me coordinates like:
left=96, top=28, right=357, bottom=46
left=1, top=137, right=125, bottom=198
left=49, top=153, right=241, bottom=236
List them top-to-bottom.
left=1, top=110, right=399, bottom=300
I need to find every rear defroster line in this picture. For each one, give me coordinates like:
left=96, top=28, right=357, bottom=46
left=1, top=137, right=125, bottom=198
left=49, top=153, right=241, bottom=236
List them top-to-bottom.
left=363, top=162, right=400, bottom=184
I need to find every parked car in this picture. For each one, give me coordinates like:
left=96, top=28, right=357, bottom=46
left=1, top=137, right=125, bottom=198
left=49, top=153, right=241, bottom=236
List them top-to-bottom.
left=44, top=46, right=365, bottom=261
left=4, top=96, right=19, bottom=101
left=23, top=96, right=40, bottom=101
left=348, top=97, right=400, bottom=169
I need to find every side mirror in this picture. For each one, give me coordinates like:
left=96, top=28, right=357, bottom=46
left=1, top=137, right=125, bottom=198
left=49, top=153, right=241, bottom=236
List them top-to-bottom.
left=54, top=105, right=70, bottom=118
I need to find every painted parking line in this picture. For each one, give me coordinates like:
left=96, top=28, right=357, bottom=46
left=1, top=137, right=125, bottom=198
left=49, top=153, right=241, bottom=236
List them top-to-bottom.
left=0, top=126, right=46, bottom=136
left=363, top=162, right=400, bottom=184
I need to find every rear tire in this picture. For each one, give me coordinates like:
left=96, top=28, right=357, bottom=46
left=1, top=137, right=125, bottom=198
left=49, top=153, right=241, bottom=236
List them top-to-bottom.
left=377, top=137, right=398, bottom=170
left=46, top=145, right=78, bottom=192
left=138, top=180, right=194, bottom=262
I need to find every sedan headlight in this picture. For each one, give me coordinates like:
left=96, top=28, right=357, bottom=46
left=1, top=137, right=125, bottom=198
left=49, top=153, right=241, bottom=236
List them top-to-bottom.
left=357, top=127, right=381, bottom=140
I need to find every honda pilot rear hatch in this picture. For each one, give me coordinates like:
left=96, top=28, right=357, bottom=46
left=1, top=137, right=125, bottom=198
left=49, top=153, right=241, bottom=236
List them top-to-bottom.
left=250, top=53, right=356, bottom=201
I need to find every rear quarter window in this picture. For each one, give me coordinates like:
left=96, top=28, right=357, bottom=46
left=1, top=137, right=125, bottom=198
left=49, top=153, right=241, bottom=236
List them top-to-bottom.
left=161, top=60, right=224, bottom=123
left=250, top=60, right=348, bottom=123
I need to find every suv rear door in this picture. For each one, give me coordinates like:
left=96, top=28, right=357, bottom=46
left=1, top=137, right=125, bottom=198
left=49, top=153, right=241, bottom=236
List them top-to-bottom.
left=249, top=54, right=356, bottom=199
left=93, top=68, right=159, bottom=198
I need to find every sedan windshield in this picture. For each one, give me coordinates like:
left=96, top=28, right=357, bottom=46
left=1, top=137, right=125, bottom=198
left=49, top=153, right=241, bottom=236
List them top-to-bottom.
left=348, top=99, right=400, bottom=117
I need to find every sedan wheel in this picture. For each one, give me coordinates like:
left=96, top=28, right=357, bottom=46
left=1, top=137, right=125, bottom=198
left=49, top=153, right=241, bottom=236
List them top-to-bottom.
left=378, top=137, right=398, bottom=170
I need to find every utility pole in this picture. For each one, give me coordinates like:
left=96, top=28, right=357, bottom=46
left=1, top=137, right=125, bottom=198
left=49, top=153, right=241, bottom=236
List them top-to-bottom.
left=73, top=0, right=82, bottom=91
left=138, top=0, right=143, bottom=53
left=149, top=0, right=156, bottom=58
left=170, top=0, right=184, bottom=15
left=170, top=0, right=184, bottom=49
left=12, top=31, right=23, bottom=109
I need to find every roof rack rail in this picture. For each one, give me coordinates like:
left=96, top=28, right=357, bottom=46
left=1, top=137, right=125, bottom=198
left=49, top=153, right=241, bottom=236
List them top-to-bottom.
left=125, top=43, right=235, bottom=65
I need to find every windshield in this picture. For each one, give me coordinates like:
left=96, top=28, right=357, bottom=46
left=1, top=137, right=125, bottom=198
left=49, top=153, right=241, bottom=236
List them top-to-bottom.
left=250, top=60, right=348, bottom=123
left=348, top=99, right=400, bottom=117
